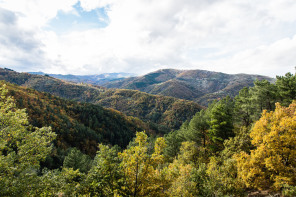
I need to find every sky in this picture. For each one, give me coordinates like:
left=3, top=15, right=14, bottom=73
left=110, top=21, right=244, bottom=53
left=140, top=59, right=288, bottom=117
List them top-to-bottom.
left=0, top=0, right=296, bottom=77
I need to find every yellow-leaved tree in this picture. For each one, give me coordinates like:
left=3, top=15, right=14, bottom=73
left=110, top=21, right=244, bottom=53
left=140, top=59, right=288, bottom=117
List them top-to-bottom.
left=236, top=101, right=296, bottom=190
left=119, top=132, right=168, bottom=196
left=165, top=141, right=198, bottom=197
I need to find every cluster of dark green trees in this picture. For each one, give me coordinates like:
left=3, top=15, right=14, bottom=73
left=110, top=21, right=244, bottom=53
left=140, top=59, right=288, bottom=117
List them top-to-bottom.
left=1, top=72, right=296, bottom=196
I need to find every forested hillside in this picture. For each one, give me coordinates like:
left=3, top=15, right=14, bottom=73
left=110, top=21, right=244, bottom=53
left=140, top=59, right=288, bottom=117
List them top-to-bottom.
left=0, top=68, right=203, bottom=131
left=0, top=68, right=106, bottom=101
left=103, top=69, right=274, bottom=105
left=1, top=72, right=296, bottom=196
left=0, top=81, right=151, bottom=167
left=95, top=89, right=203, bottom=130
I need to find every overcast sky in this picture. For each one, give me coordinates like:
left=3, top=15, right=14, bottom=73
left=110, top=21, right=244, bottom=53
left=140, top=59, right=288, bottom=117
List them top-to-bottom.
left=0, top=0, right=296, bottom=77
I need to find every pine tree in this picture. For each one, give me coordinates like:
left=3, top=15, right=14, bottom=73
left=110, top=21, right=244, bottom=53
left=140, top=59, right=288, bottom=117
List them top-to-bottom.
left=276, top=72, right=296, bottom=105
left=250, top=80, right=278, bottom=114
left=234, top=87, right=255, bottom=128
left=208, top=97, right=235, bottom=152
left=186, top=109, right=209, bottom=149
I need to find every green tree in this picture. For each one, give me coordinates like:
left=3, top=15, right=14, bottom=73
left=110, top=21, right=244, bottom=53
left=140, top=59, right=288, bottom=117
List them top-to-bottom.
left=276, top=72, right=296, bottom=105
left=250, top=80, right=278, bottom=115
left=0, top=84, right=56, bottom=196
left=234, top=87, right=255, bottom=128
left=208, top=97, right=235, bottom=152
left=186, top=109, right=209, bottom=151
left=221, top=126, right=252, bottom=159
left=164, top=130, right=184, bottom=160
left=165, top=141, right=198, bottom=197
left=82, top=144, right=123, bottom=196
left=63, top=147, right=93, bottom=173
left=203, top=156, right=245, bottom=196
left=37, top=168, right=84, bottom=196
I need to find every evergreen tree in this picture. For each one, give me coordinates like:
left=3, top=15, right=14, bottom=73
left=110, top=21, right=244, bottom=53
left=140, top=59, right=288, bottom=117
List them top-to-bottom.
left=276, top=72, right=296, bottom=106
left=250, top=80, right=278, bottom=115
left=234, top=87, right=255, bottom=128
left=208, top=96, right=235, bottom=152
left=186, top=109, right=209, bottom=149
left=163, top=122, right=187, bottom=160
left=164, top=130, right=183, bottom=160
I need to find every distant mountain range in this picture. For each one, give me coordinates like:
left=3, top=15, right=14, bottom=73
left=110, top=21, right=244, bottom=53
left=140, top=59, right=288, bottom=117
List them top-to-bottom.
left=0, top=67, right=274, bottom=130
left=0, top=68, right=203, bottom=131
left=28, top=68, right=274, bottom=106
left=102, top=69, right=274, bottom=105
left=28, top=71, right=136, bottom=85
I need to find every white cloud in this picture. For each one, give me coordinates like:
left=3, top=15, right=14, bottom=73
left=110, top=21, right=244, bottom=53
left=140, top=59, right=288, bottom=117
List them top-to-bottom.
left=0, top=0, right=296, bottom=76
left=0, top=0, right=78, bottom=29
left=79, top=0, right=115, bottom=11
left=0, top=7, right=46, bottom=71
left=215, top=35, right=296, bottom=77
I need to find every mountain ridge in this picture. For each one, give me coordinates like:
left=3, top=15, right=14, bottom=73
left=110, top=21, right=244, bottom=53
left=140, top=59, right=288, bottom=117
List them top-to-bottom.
left=0, top=68, right=203, bottom=131
left=103, top=68, right=274, bottom=105
left=28, top=71, right=136, bottom=85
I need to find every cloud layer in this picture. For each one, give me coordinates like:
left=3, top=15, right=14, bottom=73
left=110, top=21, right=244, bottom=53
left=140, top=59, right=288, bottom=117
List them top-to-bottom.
left=0, top=0, right=296, bottom=76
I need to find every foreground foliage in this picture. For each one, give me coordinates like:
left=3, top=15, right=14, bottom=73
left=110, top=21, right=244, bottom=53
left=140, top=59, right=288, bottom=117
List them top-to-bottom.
left=0, top=81, right=151, bottom=169
left=0, top=85, right=56, bottom=196
left=236, top=102, right=296, bottom=190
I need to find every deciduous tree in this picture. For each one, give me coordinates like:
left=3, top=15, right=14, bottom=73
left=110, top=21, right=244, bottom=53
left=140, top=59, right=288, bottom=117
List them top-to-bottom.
left=0, top=84, right=56, bottom=196
left=236, top=102, right=296, bottom=190
left=119, top=132, right=167, bottom=196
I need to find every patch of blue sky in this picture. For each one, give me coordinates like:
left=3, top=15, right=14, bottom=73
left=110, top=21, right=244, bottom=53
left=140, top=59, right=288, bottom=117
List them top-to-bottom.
left=45, top=2, right=109, bottom=34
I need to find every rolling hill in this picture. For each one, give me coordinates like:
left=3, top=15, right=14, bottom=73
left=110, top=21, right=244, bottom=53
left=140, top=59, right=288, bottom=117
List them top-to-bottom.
left=0, top=68, right=203, bottom=131
left=103, top=69, right=274, bottom=105
left=1, top=80, right=153, bottom=168
left=94, top=88, right=203, bottom=131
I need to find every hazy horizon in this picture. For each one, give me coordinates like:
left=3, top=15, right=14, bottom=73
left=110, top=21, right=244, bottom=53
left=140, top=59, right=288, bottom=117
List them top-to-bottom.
left=2, top=67, right=279, bottom=78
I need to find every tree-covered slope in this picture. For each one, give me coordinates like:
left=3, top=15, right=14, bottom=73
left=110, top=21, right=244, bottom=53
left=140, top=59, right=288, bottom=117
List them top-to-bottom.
left=0, top=68, right=204, bottom=131
left=0, top=68, right=106, bottom=102
left=103, top=69, right=274, bottom=105
left=0, top=81, right=150, bottom=157
left=95, top=89, right=204, bottom=130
